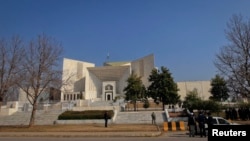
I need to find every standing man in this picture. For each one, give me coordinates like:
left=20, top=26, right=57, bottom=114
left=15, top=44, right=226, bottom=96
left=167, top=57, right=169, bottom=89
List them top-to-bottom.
left=104, top=111, right=108, bottom=127
left=197, top=111, right=207, bottom=137
left=151, top=112, right=156, bottom=125
left=207, top=112, right=213, bottom=129
left=188, top=113, right=196, bottom=137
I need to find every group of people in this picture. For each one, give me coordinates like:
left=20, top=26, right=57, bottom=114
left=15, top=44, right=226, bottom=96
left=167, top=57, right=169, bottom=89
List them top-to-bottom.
left=225, top=107, right=250, bottom=121
left=187, top=111, right=213, bottom=137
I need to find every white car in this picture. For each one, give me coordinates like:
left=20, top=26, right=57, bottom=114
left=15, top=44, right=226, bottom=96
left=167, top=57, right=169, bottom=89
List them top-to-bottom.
left=194, top=116, right=239, bottom=135
left=211, top=116, right=240, bottom=125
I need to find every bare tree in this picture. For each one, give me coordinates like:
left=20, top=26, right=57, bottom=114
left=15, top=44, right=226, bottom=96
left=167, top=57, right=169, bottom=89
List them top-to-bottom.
left=214, top=14, right=250, bottom=100
left=16, top=34, right=63, bottom=127
left=0, top=36, right=24, bottom=105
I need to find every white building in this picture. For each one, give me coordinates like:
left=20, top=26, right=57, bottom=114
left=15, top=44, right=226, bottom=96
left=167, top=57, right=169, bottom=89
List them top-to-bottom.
left=61, top=53, right=212, bottom=102
left=61, top=54, right=155, bottom=102
left=177, top=81, right=211, bottom=101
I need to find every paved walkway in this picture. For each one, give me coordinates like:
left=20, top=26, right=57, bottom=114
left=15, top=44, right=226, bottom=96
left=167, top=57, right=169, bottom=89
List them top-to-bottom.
left=0, top=123, right=166, bottom=137
left=0, top=131, right=163, bottom=137
left=0, top=131, right=195, bottom=138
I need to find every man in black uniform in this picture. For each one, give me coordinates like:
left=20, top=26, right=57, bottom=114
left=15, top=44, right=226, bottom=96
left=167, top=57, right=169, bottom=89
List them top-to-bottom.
left=104, top=111, right=108, bottom=127
left=197, top=111, right=207, bottom=137
left=188, top=112, right=196, bottom=137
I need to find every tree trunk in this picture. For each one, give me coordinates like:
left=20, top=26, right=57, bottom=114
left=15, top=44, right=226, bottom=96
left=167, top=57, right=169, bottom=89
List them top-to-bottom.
left=133, top=101, right=136, bottom=111
left=162, top=102, right=165, bottom=111
left=28, top=103, right=37, bottom=127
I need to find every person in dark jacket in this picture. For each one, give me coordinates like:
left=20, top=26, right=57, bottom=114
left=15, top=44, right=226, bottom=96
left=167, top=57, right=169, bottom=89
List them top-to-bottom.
left=104, top=111, right=108, bottom=127
left=197, top=111, right=207, bottom=137
left=151, top=112, right=156, bottom=125
left=188, top=112, right=196, bottom=137
left=207, top=112, right=213, bottom=129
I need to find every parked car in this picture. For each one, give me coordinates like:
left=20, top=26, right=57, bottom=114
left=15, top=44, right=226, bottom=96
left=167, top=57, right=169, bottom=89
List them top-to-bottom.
left=194, top=116, right=240, bottom=135
left=211, top=116, right=240, bottom=125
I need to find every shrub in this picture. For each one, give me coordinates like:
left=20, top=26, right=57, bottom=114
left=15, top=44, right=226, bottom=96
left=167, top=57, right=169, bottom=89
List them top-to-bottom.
left=143, top=99, right=150, bottom=109
left=58, top=110, right=114, bottom=120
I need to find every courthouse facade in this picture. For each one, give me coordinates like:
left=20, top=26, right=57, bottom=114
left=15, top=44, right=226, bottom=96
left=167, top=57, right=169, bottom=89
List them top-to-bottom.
left=60, top=54, right=211, bottom=103
left=61, top=54, right=155, bottom=102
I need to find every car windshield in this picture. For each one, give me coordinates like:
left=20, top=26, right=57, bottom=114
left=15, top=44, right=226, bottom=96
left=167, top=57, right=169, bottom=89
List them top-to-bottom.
left=212, top=117, right=231, bottom=125
left=217, top=118, right=230, bottom=124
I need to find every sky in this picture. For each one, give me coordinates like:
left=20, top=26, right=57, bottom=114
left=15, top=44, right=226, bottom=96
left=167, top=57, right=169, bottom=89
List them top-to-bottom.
left=1, top=0, right=250, bottom=82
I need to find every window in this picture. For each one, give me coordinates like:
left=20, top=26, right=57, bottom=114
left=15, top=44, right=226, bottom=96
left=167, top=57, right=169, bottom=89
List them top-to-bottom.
left=105, top=85, right=113, bottom=90
left=218, top=118, right=230, bottom=124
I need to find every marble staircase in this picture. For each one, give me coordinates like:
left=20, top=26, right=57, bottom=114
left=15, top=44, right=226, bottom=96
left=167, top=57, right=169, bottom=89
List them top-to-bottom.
left=0, top=102, right=187, bottom=126
left=113, top=111, right=167, bottom=124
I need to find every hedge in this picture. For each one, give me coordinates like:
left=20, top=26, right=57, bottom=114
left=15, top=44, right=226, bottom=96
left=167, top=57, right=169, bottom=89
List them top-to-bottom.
left=58, top=110, right=114, bottom=120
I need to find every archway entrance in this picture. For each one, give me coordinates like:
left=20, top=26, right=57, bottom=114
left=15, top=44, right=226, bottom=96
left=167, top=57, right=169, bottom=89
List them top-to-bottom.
left=102, top=81, right=116, bottom=101
left=105, top=92, right=113, bottom=101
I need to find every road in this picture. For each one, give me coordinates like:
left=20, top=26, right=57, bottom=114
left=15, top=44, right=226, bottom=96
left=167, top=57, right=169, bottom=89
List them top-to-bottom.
left=0, top=133, right=208, bottom=141
left=0, top=137, right=208, bottom=141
